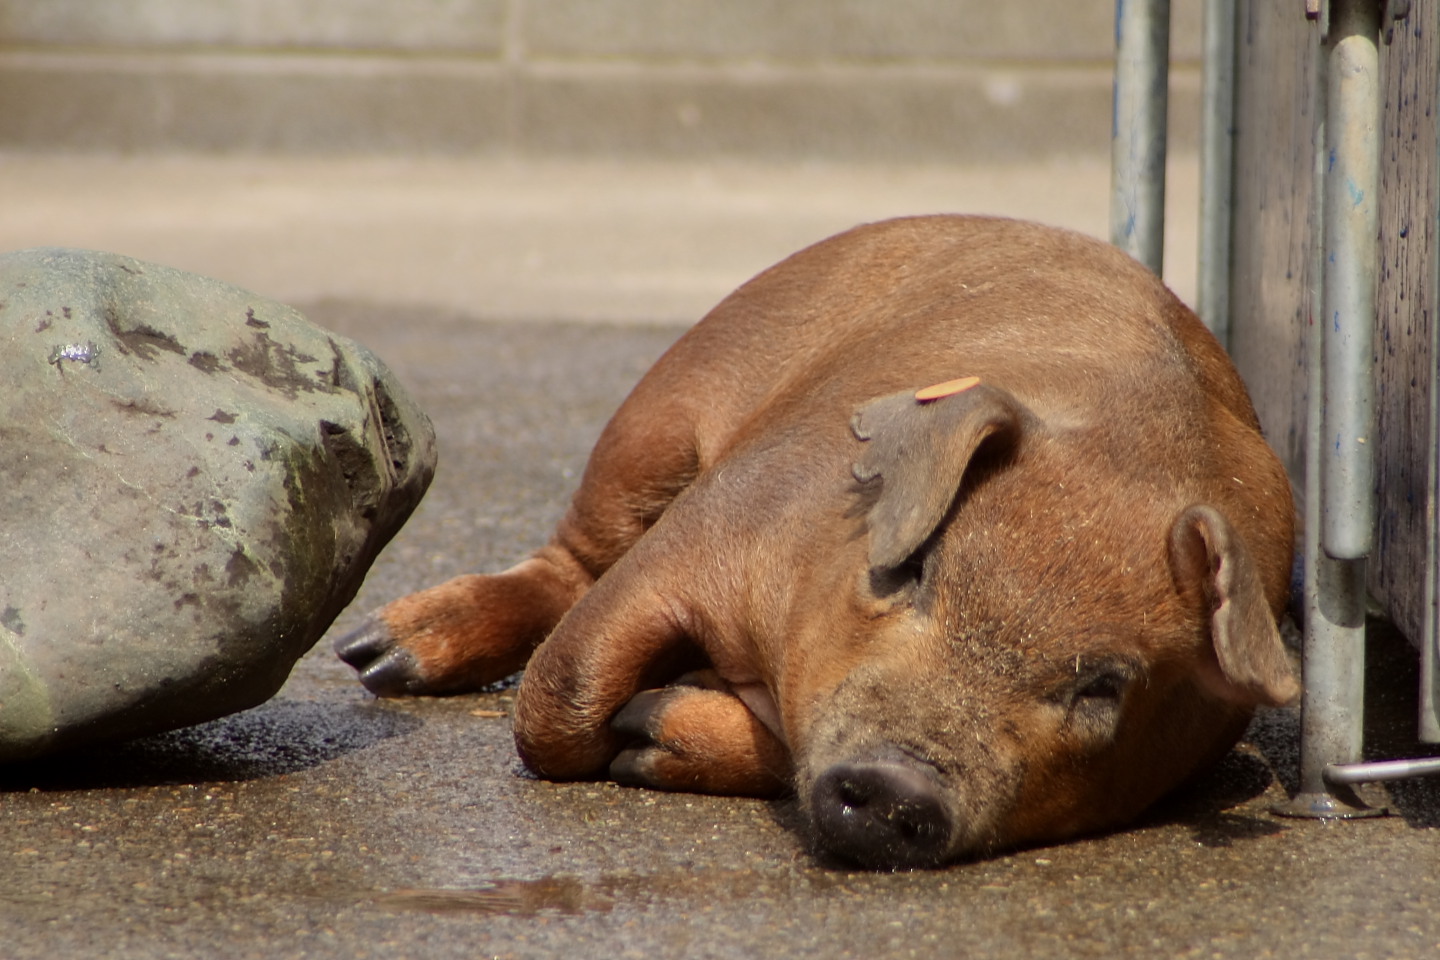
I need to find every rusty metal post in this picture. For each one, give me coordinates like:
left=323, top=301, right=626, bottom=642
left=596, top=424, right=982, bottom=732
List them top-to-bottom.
left=1110, top=0, right=1171, bottom=276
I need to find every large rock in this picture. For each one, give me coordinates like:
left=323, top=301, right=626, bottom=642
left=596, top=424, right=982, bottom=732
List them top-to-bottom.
left=0, top=248, right=436, bottom=761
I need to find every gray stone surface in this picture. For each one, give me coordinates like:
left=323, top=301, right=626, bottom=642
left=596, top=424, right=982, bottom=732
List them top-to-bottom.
left=0, top=249, right=436, bottom=762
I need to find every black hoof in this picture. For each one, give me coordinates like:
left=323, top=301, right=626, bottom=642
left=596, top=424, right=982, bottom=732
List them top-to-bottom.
left=333, top=616, right=426, bottom=697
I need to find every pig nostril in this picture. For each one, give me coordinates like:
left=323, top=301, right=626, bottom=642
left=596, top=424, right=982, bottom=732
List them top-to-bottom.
left=812, top=757, right=953, bottom=870
left=837, top=778, right=871, bottom=810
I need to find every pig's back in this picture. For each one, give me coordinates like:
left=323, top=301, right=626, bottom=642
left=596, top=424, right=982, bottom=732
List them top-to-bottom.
left=624, top=215, right=1254, bottom=469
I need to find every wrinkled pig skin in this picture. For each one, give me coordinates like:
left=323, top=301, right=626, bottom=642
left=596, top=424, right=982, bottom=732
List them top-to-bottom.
left=336, top=216, right=1297, bottom=870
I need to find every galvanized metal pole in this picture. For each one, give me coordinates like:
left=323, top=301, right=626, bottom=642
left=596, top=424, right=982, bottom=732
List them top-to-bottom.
left=1110, top=0, right=1170, bottom=276
left=1197, top=0, right=1236, bottom=346
left=1274, top=0, right=1385, bottom=819
left=1320, top=0, right=1381, bottom=562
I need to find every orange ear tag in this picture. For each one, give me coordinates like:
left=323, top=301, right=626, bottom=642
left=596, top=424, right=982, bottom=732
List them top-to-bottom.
left=914, top=376, right=981, bottom=402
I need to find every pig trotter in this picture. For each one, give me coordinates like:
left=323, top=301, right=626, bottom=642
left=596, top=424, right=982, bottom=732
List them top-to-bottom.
left=335, top=564, right=587, bottom=697
left=333, top=617, right=426, bottom=697
left=607, top=680, right=791, bottom=796
left=810, top=751, right=953, bottom=870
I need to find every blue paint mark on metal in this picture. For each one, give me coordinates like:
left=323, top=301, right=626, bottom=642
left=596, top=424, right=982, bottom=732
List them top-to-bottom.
left=1347, top=178, right=1365, bottom=206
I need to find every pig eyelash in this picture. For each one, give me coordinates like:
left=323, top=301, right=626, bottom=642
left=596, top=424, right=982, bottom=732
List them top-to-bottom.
left=1062, top=657, right=1142, bottom=707
left=1074, top=672, right=1124, bottom=700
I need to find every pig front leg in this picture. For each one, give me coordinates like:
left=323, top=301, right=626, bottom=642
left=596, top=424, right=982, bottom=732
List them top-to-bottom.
left=333, top=546, right=592, bottom=696
left=514, top=557, right=788, bottom=796
left=610, top=671, right=791, bottom=796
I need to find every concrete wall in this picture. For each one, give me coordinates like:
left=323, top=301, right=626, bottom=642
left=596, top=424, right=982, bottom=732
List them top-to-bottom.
left=0, top=0, right=1202, bottom=159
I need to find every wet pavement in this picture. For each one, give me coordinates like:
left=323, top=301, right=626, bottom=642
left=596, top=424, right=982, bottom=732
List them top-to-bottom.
left=1, top=157, right=1438, bottom=958
left=3, top=306, right=1439, bottom=960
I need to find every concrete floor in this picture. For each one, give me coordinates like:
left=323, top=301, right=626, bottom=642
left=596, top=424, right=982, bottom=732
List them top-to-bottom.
left=2, top=155, right=1438, bottom=959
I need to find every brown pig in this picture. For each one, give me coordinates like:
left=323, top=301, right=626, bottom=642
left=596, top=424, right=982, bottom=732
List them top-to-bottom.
left=335, top=215, right=1297, bottom=869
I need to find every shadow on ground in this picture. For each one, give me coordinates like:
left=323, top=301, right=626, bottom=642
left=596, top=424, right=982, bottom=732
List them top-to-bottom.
left=0, top=701, right=421, bottom=793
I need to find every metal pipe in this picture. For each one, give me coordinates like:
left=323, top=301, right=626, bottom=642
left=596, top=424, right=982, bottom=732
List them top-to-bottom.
left=1110, top=0, right=1170, bottom=276
left=1197, top=0, right=1236, bottom=346
left=1320, top=0, right=1381, bottom=561
left=1272, top=11, right=1382, bottom=817
left=1278, top=259, right=1378, bottom=815
left=1325, top=756, right=1440, bottom=784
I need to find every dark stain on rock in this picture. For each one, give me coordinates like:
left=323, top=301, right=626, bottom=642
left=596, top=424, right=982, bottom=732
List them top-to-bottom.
left=63, top=306, right=72, bottom=318
left=104, top=306, right=186, bottom=361
left=245, top=307, right=270, bottom=329
left=34, top=316, right=51, bottom=333
left=227, top=330, right=330, bottom=398
left=322, top=337, right=349, bottom=390
left=189, top=351, right=222, bottom=374
left=372, top=379, right=413, bottom=475
left=208, top=409, right=237, bottom=424
left=320, top=420, right=381, bottom=521
left=228, top=436, right=240, bottom=446
left=186, top=466, right=201, bottom=478
left=225, top=546, right=260, bottom=588
left=174, top=593, right=201, bottom=611
left=1, top=606, right=25, bottom=637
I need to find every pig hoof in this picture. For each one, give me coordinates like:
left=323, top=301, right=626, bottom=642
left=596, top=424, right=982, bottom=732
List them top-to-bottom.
left=333, top=617, right=427, bottom=697
left=810, top=755, right=952, bottom=870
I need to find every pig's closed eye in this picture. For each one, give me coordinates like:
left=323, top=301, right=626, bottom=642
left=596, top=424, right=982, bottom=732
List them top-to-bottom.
left=1064, top=662, right=1135, bottom=743
left=1075, top=671, right=1125, bottom=701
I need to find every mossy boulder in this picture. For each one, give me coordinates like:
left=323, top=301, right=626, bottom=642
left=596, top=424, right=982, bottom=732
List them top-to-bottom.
left=0, top=249, right=436, bottom=761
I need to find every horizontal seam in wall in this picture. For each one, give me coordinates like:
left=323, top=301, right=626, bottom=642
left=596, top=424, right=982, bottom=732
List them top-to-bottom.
left=0, top=47, right=1202, bottom=79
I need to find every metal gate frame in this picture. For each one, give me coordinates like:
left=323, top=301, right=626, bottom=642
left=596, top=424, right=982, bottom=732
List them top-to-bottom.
left=1109, top=0, right=1440, bottom=817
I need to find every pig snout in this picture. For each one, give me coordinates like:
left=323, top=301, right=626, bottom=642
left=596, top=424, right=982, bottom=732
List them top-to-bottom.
left=810, top=747, right=953, bottom=869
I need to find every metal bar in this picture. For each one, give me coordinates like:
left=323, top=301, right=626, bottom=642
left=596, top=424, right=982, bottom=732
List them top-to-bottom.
left=1110, top=0, right=1171, bottom=276
left=1197, top=0, right=1236, bottom=346
left=1272, top=0, right=1384, bottom=817
left=1319, top=0, right=1381, bottom=561
left=1325, top=756, right=1440, bottom=784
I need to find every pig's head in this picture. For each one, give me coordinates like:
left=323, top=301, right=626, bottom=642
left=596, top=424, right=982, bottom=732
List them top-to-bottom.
left=786, top=380, right=1297, bottom=869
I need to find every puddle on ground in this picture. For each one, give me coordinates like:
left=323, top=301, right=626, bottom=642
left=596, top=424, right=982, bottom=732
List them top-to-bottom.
left=373, top=869, right=860, bottom=918
left=377, top=877, right=605, bottom=917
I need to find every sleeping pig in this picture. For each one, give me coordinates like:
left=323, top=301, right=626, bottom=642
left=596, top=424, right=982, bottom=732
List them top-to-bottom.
left=335, top=215, right=1297, bottom=869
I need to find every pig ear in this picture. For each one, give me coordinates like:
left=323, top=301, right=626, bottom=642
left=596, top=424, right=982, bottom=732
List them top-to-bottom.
left=851, top=382, right=1027, bottom=577
left=1168, top=504, right=1299, bottom=707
